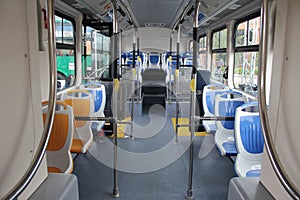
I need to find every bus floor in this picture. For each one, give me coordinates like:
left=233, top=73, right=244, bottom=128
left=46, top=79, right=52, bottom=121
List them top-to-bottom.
left=72, top=105, right=236, bottom=200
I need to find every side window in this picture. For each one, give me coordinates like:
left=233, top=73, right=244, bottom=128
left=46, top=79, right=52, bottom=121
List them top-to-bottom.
left=55, top=14, right=75, bottom=91
left=234, top=15, right=260, bottom=96
left=82, top=26, right=111, bottom=81
left=211, top=28, right=227, bottom=82
left=198, top=35, right=207, bottom=69
left=189, top=40, right=193, bottom=52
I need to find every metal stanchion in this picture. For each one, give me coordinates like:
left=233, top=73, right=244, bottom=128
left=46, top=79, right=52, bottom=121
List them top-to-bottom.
left=111, top=1, right=120, bottom=197
left=186, top=1, right=200, bottom=199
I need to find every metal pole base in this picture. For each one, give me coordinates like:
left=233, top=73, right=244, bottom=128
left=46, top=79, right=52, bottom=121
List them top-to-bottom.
left=129, top=135, right=135, bottom=140
left=112, top=188, right=120, bottom=198
left=185, top=190, right=194, bottom=200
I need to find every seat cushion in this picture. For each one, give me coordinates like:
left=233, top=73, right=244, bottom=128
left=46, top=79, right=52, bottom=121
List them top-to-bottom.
left=71, top=139, right=84, bottom=153
left=222, top=141, right=238, bottom=156
left=48, top=166, right=62, bottom=173
left=246, top=170, right=261, bottom=177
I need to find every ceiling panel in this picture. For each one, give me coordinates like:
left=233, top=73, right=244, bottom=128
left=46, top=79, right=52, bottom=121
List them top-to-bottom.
left=126, top=0, right=184, bottom=27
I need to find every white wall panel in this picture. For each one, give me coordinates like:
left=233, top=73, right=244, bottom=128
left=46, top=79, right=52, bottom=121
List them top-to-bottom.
left=0, top=0, right=47, bottom=198
left=261, top=0, right=300, bottom=199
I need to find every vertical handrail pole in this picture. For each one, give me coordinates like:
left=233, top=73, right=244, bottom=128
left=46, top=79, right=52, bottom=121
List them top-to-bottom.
left=3, top=0, right=57, bottom=199
left=112, top=0, right=120, bottom=197
left=258, top=0, right=300, bottom=199
left=186, top=1, right=200, bottom=199
left=175, top=25, right=181, bottom=143
left=129, top=28, right=136, bottom=139
left=136, top=31, right=141, bottom=102
left=168, top=33, right=174, bottom=102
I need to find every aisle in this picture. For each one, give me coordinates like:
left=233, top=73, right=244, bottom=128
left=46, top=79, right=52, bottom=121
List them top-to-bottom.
left=72, top=106, right=235, bottom=200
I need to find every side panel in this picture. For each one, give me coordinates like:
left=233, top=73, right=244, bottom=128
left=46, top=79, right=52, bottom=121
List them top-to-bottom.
left=0, top=0, right=47, bottom=198
left=260, top=0, right=300, bottom=199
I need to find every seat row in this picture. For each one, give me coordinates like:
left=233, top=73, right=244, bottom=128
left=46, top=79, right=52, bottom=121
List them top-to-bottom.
left=42, top=82, right=106, bottom=174
left=202, top=84, right=264, bottom=177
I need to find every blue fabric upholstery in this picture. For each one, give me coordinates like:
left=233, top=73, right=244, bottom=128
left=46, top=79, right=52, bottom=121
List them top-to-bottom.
left=130, top=52, right=144, bottom=63
left=150, top=55, right=159, bottom=64
left=84, top=82, right=103, bottom=113
left=206, top=91, right=227, bottom=114
left=219, top=100, right=245, bottom=129
left=240, top=115, right=264, bottom=154
left=222, top=141, right=237, bottom=156
left=246, top=170, right=261, bottom=177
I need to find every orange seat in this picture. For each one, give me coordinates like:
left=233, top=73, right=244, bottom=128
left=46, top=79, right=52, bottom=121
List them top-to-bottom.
left=61, top=89, right=94, bottom=154
left=42, top=101, right=74, bottom=174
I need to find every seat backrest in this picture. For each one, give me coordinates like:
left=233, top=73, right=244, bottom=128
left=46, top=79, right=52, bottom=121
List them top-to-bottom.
left=149, top=53, right=160, bottom=65
left=196, top=70, right=211, bottom=91
left=80, top=82, right=106, bottom=116
left=202, top=84, right=229, bottom=116
left=61, top=89, right=93, bottom=128
left=215, top=91, right=247, bottom=131
left=42, top=101, right=74, bottom=173
left=235, top=102, right=264, bottom=160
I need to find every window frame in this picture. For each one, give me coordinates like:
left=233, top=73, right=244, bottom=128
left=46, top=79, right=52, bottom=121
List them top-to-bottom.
left=55, top=11, right=76, bottom=90
left=55, top=11, right=76, bottom=50
left=233, top=12, right=261, bottom=96
left=234, top=12, right=260, bottom=52
left=82, top=20, right=113, bottom=81
left=211, top=26, right=227, bottom=53
left=198, top=34, right=207, bottom=69
left=198, top=34, right=207, bottom=53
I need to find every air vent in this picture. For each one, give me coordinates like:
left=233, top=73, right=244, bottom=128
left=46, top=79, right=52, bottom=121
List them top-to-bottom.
left=72, top=3, right=84, bottom=9
left=228, top=4, right=241, bottom=10
left=145, top=23, right=166, bottom=27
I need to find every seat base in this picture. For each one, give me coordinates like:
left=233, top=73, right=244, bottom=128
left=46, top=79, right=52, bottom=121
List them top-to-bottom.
left=29, top=173, right=79, bottom=200
left=228, top=177, right=274, bottom=200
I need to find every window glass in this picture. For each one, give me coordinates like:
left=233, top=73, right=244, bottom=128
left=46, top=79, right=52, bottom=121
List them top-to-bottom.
left=55, top=14, right=75, bottom=91
left=234, top=15, right=261, bottom=96
left=55, top=16, right=62, bottom=43
left=248, top=17, right=260, bottom=45
left=63, top=19, right=74, bottom=44
left=235, top=21, right=247, bottom=47
left=212, top=28, right=227, bottom=82
left=212, top=28, right=227, bottom=50
left=220, top=29, right=227, bottom=49
left=91, top=31, right=110, bottom=75
left=212, top=32, right=219, bottom=49
left=199, top=36, right=207, bottom=69
left=199, top=36, right=207, bottom=51
left=189, top=40, right=193, bottom=52
left=56, top=49, right=75, bottom=90
left=234, top=52, right=259, bottom=96
left=199, top=53, right=207, bottom=69
left=211, top=53, right=226, bottom=82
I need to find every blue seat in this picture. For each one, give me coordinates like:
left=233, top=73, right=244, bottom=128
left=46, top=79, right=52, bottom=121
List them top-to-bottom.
left=149, top=53, right=160, bottom=65
left=80, top=82, right=106, bottom=132
left=202, top=84, right=229, bottom=133
left=214, top=91, right=247, bottom=156
left=234, top=102, right=264, bottom=177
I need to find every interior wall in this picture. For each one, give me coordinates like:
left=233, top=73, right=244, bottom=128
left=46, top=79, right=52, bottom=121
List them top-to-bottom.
left=0, top=0, right=47, bottom=198
left=260, top=0, right=300, bottom=199
left=121, top=27, right=190, bottom=53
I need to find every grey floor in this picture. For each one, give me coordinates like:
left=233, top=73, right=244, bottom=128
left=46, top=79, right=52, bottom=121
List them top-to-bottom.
left=73, top=105, right=236, bottom=200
